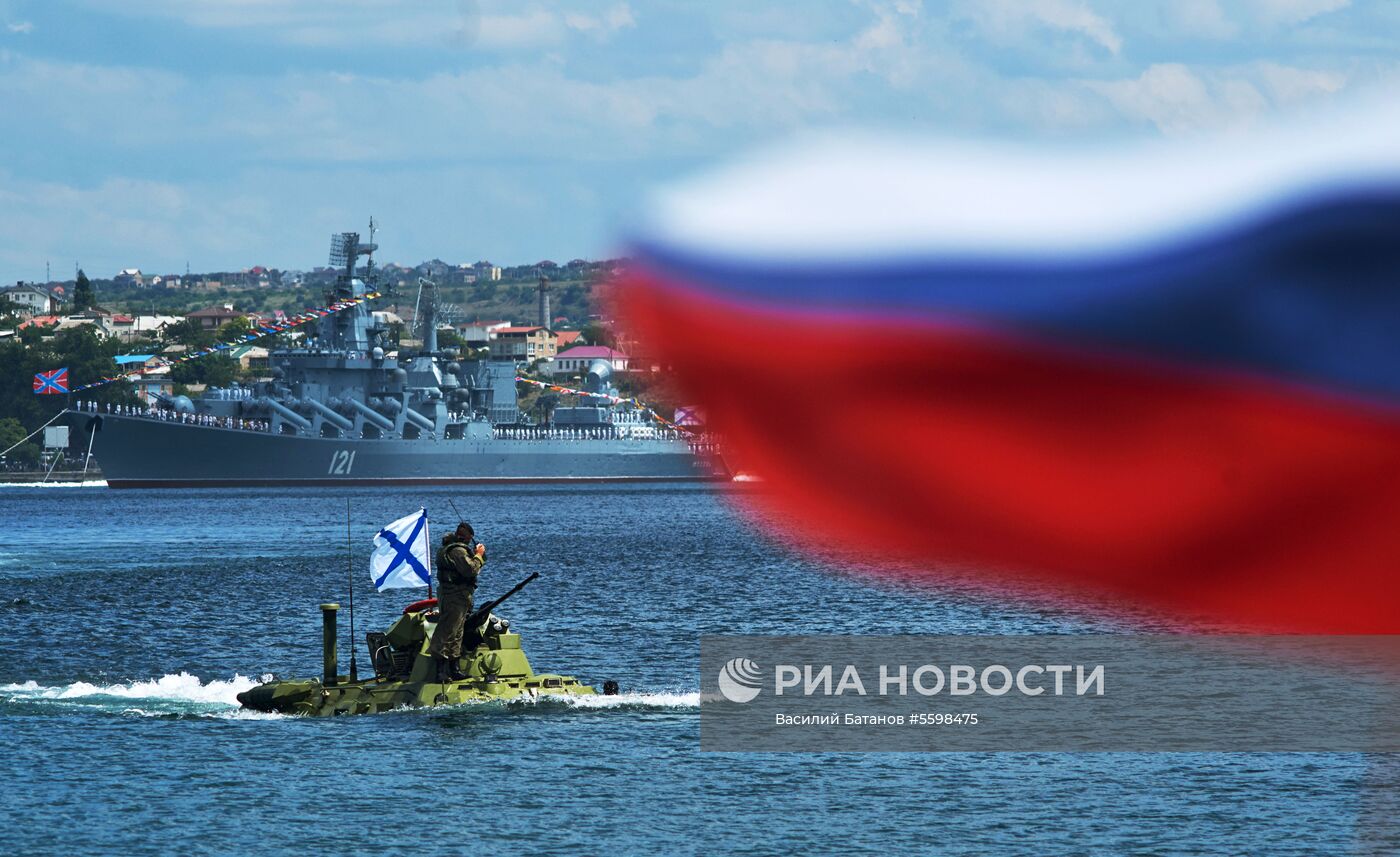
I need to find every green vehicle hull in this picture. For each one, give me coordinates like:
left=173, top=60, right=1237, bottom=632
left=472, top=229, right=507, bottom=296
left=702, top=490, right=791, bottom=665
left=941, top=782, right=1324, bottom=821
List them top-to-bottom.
left=238, top=600, right=600, bottom=716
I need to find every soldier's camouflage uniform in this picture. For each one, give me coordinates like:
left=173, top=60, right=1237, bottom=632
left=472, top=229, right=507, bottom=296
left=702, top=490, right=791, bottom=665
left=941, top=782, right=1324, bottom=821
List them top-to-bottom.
left=428, top=535, right=484, bottom=662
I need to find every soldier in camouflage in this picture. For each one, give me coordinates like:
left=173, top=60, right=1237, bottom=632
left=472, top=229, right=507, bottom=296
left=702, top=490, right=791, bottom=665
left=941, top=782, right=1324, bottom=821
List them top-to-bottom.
left=428, top=521, right=486, bottom=681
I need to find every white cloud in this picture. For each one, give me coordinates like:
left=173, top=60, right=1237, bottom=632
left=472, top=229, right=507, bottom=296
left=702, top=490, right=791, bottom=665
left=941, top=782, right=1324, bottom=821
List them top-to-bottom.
left=3, top=0, right=1395, bottom=276
left=960, top=0, right=1123, bottom=56
left=1167, top=0, right=1238, bottom=39
left=1243, top=0, right=1350, bottom=26
left=78, top=1, right=636, bottom=49
left=184, top=1, right=942, bottom=163
left=3, top=2, right=1370, bottom=171
left=563, top=4, right=635, bottom=37
left=472, top=10, right=564, bottom=48
left=6, top=20, right=33, bottom=34
left=0, top=54, right=188, bottom=139
left=1086, top=61, right=1349, bottom=135
left=1252, top=61, right=1346, bottom=101
left=1089, top=64, right=1218, bottom=135
left=0, top=162, right=625, bottom=275
left=0, top=171, right=275, bottom=276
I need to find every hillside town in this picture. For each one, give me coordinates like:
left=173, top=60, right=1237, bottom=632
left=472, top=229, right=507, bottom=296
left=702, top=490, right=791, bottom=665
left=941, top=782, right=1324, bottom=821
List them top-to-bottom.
left=1, top=254, right=635, bottom=375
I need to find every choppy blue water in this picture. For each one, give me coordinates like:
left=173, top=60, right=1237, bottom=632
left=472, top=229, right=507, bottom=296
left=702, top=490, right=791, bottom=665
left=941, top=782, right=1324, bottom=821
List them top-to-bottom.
left=0, top=484, right=1392, bottom=855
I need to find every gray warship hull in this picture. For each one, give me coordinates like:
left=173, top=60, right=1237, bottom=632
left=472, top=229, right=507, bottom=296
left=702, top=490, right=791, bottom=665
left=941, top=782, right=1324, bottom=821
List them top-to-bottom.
left=81, top=412, right=719, bottom=487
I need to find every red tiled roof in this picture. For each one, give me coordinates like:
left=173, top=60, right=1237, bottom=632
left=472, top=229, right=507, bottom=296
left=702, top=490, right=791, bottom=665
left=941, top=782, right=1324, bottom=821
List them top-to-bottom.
left=496, top=326, right=546, bottom=334
left=555, top=345, right=629, bottom=360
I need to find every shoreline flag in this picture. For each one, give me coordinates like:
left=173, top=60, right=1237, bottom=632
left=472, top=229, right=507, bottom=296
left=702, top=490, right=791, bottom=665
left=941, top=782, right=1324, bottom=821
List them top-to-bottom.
left=618, top=111, right=1400, bottom=633
left=33, top=368, right=68, bottom=395
left=370, top=507, right=431, bottom=592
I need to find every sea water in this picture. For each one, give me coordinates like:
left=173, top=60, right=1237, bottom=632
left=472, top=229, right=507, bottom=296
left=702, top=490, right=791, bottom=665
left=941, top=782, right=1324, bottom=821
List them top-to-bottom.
left=0, top=484, right=1391, bottom=855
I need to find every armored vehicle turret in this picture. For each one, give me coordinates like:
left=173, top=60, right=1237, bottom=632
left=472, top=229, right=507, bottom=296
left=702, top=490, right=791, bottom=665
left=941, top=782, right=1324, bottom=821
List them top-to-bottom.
left=238, top=573, right=614, bottom=716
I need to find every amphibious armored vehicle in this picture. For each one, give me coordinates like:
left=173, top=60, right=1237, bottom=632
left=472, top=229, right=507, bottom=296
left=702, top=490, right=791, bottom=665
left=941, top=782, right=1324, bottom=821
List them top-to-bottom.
left=238, top=573, right=612, bottom=716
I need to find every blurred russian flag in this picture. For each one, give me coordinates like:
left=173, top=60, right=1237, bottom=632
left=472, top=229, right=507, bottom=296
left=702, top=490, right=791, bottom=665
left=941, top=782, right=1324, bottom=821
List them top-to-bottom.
left=620, top=112, right=1400, bottom=633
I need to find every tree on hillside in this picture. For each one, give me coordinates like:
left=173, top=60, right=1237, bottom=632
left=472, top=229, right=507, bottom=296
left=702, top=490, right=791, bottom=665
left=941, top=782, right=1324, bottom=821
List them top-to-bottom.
left=73, top=269, right=95, bottom=311
left=561, top=282, right=586, bottom=311
left=0, top=293, right=19, bottom=328
left=217, top=316, right=253, bottom=341
left=160, top=319, right=215, bottom=350
left=580, top=322, right=616, bottom=348
left=0, top=327, right=139, bottom=437
left=437, top=327, right=466, bottom=350
left=171, top=354, right=240, bottom=388
left=0, top=417, right=40, bottom=467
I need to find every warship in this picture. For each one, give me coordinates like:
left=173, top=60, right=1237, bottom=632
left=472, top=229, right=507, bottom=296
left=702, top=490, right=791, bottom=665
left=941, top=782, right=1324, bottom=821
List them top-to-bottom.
left=73, top=229, right=726, bottom=487
left=237, top=572, right=613, bottom=716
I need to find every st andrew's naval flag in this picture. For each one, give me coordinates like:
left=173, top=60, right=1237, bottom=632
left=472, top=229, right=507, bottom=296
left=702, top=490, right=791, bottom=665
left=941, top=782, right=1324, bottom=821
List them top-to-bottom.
left=619, top=109, right=1400, bottom=634
left=33, top=368, right=68, bottom=395
left=370, top=508, right=431, bottom=592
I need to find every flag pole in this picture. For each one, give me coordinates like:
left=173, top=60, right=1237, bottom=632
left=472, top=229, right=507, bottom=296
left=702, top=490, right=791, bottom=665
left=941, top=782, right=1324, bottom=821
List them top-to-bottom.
left=80, top=420, right=96, bottom=480
left=346, top=497, right=358, bottom=682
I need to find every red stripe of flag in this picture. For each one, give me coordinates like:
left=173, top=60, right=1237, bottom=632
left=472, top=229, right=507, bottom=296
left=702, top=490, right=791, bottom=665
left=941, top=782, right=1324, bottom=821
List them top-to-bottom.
left=621, top=272, right=1400, bottom=633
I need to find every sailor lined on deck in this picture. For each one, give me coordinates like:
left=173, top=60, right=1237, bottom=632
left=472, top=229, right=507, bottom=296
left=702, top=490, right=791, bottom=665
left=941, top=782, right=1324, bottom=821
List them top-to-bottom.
left=428, top=521, right=486, bottom=682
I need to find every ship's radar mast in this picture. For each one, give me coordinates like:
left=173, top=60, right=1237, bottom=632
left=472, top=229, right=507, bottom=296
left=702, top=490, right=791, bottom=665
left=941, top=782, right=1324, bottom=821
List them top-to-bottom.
left=321, top=220, right=380, bottom=351
left=328, top=226, right=378, bottom=290
left=416, top=277, right=439, bottom=353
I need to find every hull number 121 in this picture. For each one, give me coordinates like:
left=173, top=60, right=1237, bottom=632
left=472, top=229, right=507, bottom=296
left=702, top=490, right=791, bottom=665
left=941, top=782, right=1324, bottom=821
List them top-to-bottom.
left=329, top=450, right=357, bottom=475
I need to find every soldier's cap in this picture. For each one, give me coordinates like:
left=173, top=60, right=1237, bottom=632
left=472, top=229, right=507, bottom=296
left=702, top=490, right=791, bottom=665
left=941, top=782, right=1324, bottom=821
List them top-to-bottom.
left=455, top=521, right=475, bottom=538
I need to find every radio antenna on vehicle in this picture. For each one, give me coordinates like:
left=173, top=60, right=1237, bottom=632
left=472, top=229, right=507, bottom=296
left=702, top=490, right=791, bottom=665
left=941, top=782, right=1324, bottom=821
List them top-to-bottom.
left=345, top=497, right=358, bottom=682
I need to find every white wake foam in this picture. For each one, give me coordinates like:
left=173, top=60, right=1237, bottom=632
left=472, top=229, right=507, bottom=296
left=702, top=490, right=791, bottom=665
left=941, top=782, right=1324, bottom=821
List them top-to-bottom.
left=0, top=480, right=107, bottom=489
left=0, top=672, right=266, bottom=708
left=1, top=675, right=697, bottom=718
left=415, top=690, right=700, bottom=716
left=487, top=690, right=698, bottom=711
left=558, top=691, right=699, bottom=709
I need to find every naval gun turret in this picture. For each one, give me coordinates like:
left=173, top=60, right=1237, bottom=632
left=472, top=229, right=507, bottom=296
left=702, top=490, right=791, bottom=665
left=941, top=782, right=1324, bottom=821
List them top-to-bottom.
left=236, top=573, right=616, bottom=716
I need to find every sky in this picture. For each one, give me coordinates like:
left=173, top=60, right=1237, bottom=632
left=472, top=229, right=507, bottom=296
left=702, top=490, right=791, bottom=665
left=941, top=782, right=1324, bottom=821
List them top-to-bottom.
left=0, top=0, right=1396, bottom=280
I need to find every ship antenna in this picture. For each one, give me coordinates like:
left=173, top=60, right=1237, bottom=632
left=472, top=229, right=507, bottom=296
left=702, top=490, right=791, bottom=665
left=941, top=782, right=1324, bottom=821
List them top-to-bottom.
left=366, top=216, right=376, bottom=277
left=412, top=279, right=423, bottom=346
left=346, top=498, right=359, bottom=683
